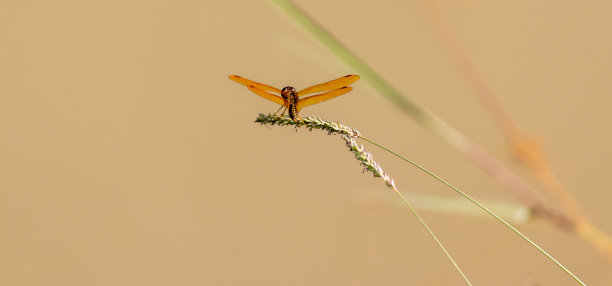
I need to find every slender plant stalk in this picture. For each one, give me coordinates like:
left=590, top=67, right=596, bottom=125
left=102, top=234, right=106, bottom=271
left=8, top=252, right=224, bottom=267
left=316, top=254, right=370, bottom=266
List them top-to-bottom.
left=255, top=114, right=585, bottom=285
left=256, top=114, right=472, bottom=285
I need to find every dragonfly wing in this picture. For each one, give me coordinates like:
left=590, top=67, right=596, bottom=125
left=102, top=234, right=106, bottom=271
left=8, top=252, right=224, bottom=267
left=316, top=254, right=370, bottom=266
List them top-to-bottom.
left=229, top=75, right=282, bottom=93
left=297, top=75, right=360, bottom=96
left=247, top=85, right=286, bottom=106
left=297, top=87, right=352, bottom=112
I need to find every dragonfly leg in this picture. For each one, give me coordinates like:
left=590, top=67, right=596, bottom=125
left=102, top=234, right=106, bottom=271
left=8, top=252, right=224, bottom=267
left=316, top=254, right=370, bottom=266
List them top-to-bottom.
left=275, top=104, right=288, bottom=117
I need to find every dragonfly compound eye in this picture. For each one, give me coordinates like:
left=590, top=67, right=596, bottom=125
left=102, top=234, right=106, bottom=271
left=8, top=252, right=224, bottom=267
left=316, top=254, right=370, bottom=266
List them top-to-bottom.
left=281, top=87, right=297, bottom=94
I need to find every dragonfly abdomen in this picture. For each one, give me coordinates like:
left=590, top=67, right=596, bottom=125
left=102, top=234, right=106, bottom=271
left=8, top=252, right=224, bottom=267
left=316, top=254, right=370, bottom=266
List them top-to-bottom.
left=288, top=101, right=299, bottom=122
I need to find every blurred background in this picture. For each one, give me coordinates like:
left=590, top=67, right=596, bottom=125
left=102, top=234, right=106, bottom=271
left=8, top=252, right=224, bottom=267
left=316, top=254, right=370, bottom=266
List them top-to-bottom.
left=1, top=0, right=611, bottom=285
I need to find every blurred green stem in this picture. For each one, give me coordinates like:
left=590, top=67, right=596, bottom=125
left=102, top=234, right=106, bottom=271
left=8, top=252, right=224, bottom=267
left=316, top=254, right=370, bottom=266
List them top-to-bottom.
left=269, top=0, right=572, bottom=230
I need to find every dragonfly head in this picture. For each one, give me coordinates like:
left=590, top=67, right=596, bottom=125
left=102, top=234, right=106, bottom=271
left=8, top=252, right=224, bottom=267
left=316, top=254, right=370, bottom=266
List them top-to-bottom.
left=281, top=86, right=297, bottom=100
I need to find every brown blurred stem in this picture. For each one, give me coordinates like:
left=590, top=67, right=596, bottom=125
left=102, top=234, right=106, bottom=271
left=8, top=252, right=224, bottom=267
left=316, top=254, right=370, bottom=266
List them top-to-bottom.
left=271, top=0, right=612, bottom=261
left=419, top=0, right=612, bottom=260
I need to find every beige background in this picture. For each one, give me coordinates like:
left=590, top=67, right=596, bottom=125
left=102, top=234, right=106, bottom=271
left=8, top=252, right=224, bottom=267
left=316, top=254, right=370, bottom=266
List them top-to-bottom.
left=1, top=0, right=611, bottom=285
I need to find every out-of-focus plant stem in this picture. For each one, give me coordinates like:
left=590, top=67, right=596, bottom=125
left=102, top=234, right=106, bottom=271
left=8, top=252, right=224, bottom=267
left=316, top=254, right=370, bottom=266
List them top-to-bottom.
left=270, top=0, right=612, bottom=262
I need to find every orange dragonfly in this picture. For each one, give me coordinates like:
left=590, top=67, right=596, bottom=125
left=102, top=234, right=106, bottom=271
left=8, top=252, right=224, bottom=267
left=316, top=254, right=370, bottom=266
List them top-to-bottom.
left=229, top=74, right=360, bottom=123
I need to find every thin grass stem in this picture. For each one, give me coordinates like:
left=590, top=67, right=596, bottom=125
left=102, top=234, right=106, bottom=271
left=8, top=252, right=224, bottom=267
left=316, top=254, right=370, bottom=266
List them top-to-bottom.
left=360, top=136, right=586, bottom=286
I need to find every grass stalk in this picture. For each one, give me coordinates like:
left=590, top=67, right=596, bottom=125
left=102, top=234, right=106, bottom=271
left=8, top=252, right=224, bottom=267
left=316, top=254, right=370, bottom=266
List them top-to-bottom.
left=256, top=113, right=585, bottom=285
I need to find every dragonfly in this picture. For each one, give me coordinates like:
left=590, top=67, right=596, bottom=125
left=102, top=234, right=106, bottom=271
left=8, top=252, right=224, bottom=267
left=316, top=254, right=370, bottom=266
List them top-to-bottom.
left=228, top=74, right=360, bottom=123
